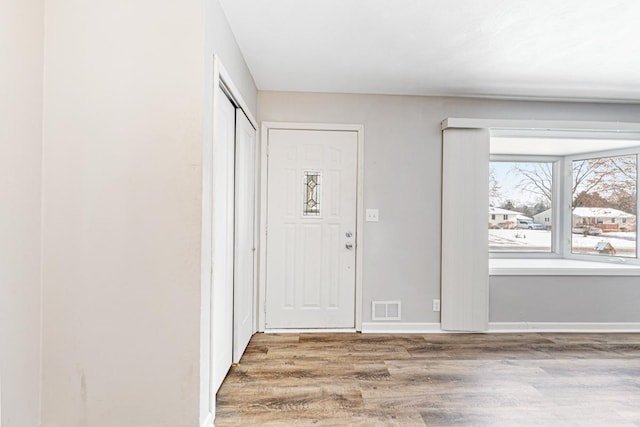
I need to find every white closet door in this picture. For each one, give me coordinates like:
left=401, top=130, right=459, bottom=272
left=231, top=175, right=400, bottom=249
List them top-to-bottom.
left=211, top=89, right=235, bottom=392
left=233, top=110, right=256, bottom=362
left=441, top=128, right=490, bottom=332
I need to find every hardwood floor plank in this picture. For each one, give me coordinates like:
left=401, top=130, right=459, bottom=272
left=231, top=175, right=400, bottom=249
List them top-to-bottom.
left=216, top=332, right=640, bottom=426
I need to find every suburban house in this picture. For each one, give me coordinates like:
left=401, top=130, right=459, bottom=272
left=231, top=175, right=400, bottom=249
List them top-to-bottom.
left=4, top=1, right=640, bottom=426
left=488, top=206, right=532, bottom=228
left=534, top=207, right=637, bottom=232
left=573, top=207, right=637, bottom=231
left=533, top=208, right=553, bottom=228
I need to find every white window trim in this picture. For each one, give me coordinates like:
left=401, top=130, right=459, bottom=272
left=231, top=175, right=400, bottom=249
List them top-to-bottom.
left=443, top=117, right=640, bottom=274
left=563, top=146, right=640, bottom=265
left=491, top=147, right=640, bottom=266
left=489, top=155, right=561, bottom=258
left=489, top=258, right=640, bottom=276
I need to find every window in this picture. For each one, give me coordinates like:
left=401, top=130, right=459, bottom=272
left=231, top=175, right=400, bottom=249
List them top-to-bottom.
left=443, top=118, right=640, bottom=272
left=489, top=139, right=639, bottom=264
left=570, top=154, right=637, bottom=258
left=489, top=161, right=554, bottom=253
left=303, top=171, right=321, bottom=216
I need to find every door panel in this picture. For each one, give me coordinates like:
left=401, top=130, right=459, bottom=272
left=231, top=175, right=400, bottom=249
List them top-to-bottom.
left=211, top=89, right=235, bottom=392
left=233, top=110, right=256, bottom=363
left=266, top=129, right=358, bottom=329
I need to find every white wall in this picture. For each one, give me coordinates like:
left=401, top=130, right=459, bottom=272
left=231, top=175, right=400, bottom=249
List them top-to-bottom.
left=0, top=0, right=44, bottom=425
left=41, top=1, right=207, bottom=426
left=258, top=91, right=640, bottom=325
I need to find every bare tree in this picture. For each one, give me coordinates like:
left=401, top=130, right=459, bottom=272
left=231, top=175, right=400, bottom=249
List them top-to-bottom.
left=511, top=155, right=636, bottom=214
left=573, top=156, right=636, bottom=196
left=512, top=162, right=553, bottom=204
left=489, top=167, right=501, bottom=205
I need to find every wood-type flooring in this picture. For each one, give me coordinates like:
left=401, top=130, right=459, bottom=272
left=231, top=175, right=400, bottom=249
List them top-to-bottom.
left=215, top=332, right=640, bottom=426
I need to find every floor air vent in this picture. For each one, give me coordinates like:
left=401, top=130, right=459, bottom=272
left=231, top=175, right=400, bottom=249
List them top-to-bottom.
left=372, top=301, right=401, bottom=320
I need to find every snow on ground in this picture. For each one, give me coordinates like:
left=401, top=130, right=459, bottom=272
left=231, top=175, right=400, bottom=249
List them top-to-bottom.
left=489, top=229, right=637, bottom=256
left=489, top=230, right=551, bottom=252
left=603, top=232, right=636, bottom=241
left=571, top=233, right=636, bottom=256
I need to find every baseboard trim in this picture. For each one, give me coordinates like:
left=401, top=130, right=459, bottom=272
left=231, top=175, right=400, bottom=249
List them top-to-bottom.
left=262, top=322, right=640, bottom=334
left=361, top=322, right=443, bottom=333
left=489, top=322, right=640, bottom=333
left=264, top=328, right=357, bottom=333
left=201, top=412, right=214, bottom=427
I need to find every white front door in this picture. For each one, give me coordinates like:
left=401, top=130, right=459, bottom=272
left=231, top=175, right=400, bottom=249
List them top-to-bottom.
left=233, top=110, right=256, bottom=362
left=266, top=129, right=358, bottom=329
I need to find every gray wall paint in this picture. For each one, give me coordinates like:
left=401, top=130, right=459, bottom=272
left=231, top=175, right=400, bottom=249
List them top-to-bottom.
left=258, top=91, right=640, bottom=324
left=491, top=276, right=640, bottom=322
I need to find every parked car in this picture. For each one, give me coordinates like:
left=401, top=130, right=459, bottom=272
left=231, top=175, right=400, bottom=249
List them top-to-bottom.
left=516, top=220, right=546, bottom=230
left=572, top=226, right=602, bottom=236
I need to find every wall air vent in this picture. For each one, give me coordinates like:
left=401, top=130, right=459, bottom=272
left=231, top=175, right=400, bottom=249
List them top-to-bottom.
left=371, top=301, right=401, bottom=321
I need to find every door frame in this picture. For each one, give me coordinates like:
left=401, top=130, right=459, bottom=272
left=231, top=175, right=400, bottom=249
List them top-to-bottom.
left=202, top=55, right=259, bottom=425
left=258, top=122, right=365, bottom=332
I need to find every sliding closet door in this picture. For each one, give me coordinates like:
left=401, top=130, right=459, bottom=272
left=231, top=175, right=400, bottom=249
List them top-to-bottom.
left=211, top=89, right=235, bottom=392
left=232, top=110, right=256, bottom=363
left=441, top=128, right=490, bottom=332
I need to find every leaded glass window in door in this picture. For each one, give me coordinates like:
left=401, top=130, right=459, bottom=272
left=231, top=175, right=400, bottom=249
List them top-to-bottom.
left=303, top=171, right=321, bottom=216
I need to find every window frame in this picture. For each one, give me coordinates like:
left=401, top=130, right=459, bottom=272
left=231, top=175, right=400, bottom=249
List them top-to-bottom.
left=442, top=118, right=640, bottom=273
left=489, top=147, right=640, bottom=265
left=563, top=147, right=640, bottom=265
left=489, top=155, right=562, bottom=259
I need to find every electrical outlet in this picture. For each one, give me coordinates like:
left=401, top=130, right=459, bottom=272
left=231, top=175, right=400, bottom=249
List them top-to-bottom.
left=432, top=299, right=441, bottom=312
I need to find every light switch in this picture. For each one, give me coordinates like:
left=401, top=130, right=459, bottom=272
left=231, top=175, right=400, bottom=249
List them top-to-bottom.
left=365, top=209, right=379, bottom=222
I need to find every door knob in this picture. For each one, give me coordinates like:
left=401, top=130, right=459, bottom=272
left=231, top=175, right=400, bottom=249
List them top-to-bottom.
left=345, top=243, right=354, bottom=250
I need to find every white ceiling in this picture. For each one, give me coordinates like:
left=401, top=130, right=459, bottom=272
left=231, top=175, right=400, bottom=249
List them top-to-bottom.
left=219, top=0, right=640, bottom=102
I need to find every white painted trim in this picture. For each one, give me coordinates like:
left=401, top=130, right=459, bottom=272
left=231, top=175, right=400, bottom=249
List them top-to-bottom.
left=206, top=54, right=258, bottom=422
left=215, top=55, right=257, bottom=129
left=442, top=117, right=640, bottom=133
left=263, top=121, right=365, bottom=132
left=257, top=122, right=365, bottom=332
left=257, top=124, right=268, bottom=332
left=355, top=126, right=365, bottom=331
left=563, top=146, right=640, bottom=266
left=490, top=258, right=640, bottom=276
left=490, top=267, right=640, bottom=276
left=261, top=322, right=640, bottom=334
left=361, top=322, right=443, bottom=333
left=489, top=322, right=640, bottom=333
left=265, top=328, right=357, bottom=334
left=201, top=412, right=214, bottom=427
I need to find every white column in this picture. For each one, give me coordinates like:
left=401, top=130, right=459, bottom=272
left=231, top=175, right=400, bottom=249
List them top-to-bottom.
left=441, top=128, right=490, bottom=331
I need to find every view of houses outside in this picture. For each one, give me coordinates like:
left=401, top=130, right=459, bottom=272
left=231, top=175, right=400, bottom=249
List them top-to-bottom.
left=571, top=155, right=637, bottom=257
left=489, top=156, right=637, bottom=257
left=489, top=162, right=552, bottom=252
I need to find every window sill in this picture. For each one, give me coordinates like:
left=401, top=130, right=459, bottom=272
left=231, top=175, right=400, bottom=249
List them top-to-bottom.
left=490, top=258, right=640, bottom=276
